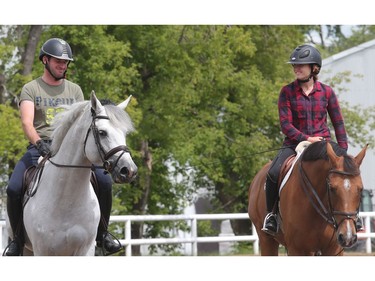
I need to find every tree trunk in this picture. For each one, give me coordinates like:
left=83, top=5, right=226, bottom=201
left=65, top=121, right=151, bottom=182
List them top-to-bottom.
left=21, top=25, right=43, bottom=76
left=0, top=74, right=5, bottom=104
left=131, top=139, right=152, bottom=255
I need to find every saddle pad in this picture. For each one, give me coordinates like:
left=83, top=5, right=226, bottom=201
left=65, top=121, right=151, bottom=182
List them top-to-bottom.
left=279, top=141, right=311, bottom=194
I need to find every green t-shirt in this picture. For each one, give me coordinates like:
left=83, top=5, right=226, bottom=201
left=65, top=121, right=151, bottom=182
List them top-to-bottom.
left=20, top=77, right=84, bottom=139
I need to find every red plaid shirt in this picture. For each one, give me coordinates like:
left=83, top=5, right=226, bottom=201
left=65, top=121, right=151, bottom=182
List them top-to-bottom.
left=278, top=80, right=348, bottom=150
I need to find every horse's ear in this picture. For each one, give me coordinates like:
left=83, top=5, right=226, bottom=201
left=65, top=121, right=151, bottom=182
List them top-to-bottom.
left=90, top=90, right=104, bottom=113
left=90, top=91, right=97, bottom=106
left=118, top=95, right=132, bottom=110
left=326, top=142, right=340, bottom=167
left=354, top=144, right=368, bottom=166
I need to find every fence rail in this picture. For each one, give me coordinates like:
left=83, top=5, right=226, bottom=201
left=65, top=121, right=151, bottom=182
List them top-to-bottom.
left=1, top=212, right=375, bottom=256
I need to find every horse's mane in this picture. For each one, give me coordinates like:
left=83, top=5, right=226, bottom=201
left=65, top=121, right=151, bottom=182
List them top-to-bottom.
left=50, top=101, right=135, bottom=153
left=103, top=104, right=135, bottom=134
left=301, top=141, right=359, bottom=174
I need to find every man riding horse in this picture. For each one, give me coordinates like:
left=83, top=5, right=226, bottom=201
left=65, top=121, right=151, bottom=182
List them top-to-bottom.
left=5, top=38, right=122, bottom=256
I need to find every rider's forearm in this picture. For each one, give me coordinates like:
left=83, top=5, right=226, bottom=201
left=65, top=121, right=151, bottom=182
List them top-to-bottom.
left=21, top=123, right=42, bottom=145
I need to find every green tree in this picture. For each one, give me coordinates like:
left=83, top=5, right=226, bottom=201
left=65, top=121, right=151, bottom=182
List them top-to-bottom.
left=108, top=26, right=306, bottom=238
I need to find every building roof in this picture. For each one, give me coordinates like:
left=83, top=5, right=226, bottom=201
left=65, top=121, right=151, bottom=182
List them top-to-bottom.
left=323, top=38, right=375, bottom=66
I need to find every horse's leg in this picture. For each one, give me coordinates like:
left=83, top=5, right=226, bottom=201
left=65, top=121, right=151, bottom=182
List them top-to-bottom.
left=248, top=162, right=281, bottom=255
left=258, top=233, right=280, bottom=256
left=320, top=244, right=344, bottom=256
left=23, top=247, right=34, bottom=256
left=285, top=247, right=314, bottom=256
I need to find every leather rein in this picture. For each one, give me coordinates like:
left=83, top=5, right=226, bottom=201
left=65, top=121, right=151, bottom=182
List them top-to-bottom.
left=48, top=108, right=131, bottom=173
left=298, top=161, right=359, bottom=230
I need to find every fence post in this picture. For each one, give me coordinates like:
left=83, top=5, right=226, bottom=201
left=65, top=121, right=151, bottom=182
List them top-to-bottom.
left=364, top=215, right=371, bottom=254
left=191, top=218, right=197, bottom=256
left=125, top=219, right=132, bottom=256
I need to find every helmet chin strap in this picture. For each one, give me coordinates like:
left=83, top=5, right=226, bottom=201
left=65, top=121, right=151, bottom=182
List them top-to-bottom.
left=44, top=60, right=68, bottom=81
left=297, top=65, right=313, bottom=83
left=297, top=76, right=312, bottom=83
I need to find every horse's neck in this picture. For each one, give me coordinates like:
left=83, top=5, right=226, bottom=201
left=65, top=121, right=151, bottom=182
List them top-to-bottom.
left=53, top=127, right=91, bottom=166
left=48, top=130, right=94, bottom=184
left=301, top=159, right=330, bottom=193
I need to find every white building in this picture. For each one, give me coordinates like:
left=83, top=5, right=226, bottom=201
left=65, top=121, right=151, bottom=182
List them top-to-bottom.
left=321, top=39, right=375, bottom=197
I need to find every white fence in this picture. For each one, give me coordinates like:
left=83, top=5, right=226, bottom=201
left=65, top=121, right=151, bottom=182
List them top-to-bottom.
left=1, top=212, right=375, bottom=256
left=112, top=213, right=258, bottom=256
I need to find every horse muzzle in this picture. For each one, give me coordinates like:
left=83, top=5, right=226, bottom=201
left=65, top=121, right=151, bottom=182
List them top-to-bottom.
left=103, top=146, right=138, bottom=183
left=111, top=164, right=138, bottom=183
left=336, top=218, right=358, bottom=248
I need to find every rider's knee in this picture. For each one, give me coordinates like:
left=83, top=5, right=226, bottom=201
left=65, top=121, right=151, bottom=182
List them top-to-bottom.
left=266, top=169, right=278, bottom=184
left=95, top=171, right=112, bottom=192
left=6, top=183, right=23, bottom=200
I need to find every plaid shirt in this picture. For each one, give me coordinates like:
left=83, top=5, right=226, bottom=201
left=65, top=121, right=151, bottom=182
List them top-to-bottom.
left=278, top=80, right=348, bottom=150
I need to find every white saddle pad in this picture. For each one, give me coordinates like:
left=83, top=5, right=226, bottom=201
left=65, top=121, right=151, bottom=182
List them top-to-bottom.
left=279, top=141, right=311, bottom=194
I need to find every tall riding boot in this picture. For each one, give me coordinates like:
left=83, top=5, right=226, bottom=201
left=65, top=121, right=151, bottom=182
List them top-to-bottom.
left=262, top=176, right=278, bottom=235
left=96, top=186, right=122, bottom=255
left=4, top=196, right=24, bottom=256
left=356, top=215, right=364, bottom=232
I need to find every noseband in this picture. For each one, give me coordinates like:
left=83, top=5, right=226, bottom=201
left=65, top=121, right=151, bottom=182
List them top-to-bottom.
left=49, top=109, right=131, bottom=173
left=299, top=162, right=359, bottom=230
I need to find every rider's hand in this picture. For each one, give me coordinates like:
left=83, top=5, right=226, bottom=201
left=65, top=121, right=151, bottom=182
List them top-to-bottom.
left=307, top=136, right=325, bottom=143
left=35, top=140, right=51, bottom=157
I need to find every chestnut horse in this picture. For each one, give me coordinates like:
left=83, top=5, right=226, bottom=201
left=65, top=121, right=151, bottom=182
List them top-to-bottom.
left=248, top=141, right=367, bottom=255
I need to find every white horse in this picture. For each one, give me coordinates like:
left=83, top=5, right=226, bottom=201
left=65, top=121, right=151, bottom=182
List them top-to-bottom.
left=8, top=91, right=137, bottom=256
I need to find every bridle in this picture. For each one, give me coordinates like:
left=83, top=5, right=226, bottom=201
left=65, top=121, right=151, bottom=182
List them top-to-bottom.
left=49, top=108, right=131, bottom=174
left=298, top=161, right=360, bottom=230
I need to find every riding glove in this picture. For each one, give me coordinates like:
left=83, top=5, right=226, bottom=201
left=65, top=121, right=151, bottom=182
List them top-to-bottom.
left=35, top=140, right=51, bottom=157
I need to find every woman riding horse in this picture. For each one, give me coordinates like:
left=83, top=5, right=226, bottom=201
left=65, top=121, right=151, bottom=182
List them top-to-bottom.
left=262, top=44, right=362, bottom=235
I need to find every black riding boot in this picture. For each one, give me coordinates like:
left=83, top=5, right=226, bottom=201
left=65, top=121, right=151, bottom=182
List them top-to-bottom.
left=262, top=176, right=278, bottom=236
left=96, top=186, right=122, bottom=255
left=4, top=196, right=24, bottom=256
left=356, top=216, right=364, bottom=232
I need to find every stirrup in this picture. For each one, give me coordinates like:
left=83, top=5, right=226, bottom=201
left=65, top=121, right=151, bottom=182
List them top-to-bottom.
left=261, top=213, right=278, bottom=236
left=97, top=232, right=123, bottom=256
left=2, top=240, right=23, bottom=256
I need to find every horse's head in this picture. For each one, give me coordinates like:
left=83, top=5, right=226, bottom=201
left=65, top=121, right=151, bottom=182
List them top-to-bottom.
left=85, top=91, right=138, bottom=183
left=326, top=142, right=367, bottom=248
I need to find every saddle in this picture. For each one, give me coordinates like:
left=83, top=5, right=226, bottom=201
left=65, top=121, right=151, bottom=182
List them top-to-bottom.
left=272, top=141, right=312, bottom=216
left=277, top=141, right=312, bottom=189
left=277, top=141, right=311, bottom=188
left=277, top=155, right=296, bottom=188
left=22, top=156, right=100, bottom=204
left=22, top=156, right=49, bottom=205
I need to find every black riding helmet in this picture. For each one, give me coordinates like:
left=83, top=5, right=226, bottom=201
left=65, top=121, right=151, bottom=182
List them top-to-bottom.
left=39, top=38, right=74, bottom=62
left=39, top=38, right=73, bottom=80
left=287, top=44, right=322, bottom=67
left=287, top=45, right=322, bottom=82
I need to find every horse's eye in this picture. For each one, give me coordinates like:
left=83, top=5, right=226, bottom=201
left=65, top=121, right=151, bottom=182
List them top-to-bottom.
left=98, top=130, right=107, bottom=137
left=329, top=185, right=337, bottom=193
